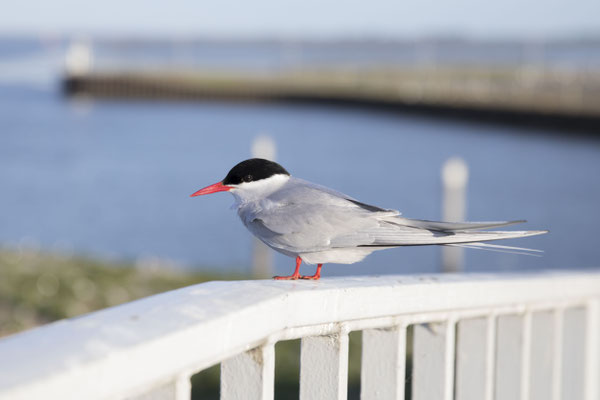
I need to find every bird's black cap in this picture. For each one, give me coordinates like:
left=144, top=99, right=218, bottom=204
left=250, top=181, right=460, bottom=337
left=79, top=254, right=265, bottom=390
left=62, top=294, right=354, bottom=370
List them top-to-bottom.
left=223, top=158, right=290, bottom=186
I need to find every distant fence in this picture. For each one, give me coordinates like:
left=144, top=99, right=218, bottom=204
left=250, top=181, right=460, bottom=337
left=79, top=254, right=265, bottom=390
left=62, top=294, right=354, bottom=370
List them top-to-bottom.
left=0, top=272, right=599, bottom=399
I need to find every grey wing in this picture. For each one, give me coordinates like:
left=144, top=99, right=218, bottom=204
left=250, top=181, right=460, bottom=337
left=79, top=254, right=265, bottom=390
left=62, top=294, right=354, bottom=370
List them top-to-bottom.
left=244, top=177, right=546, bottom=252
left=244, top=178, right=399, bottom=253
left=277, top=178, right=397, bottom=213
left=246, top=202, right=389, bottom=253
left=250, top=206, right=546, bottom=251
left=390, top=217, right=527, bottom=231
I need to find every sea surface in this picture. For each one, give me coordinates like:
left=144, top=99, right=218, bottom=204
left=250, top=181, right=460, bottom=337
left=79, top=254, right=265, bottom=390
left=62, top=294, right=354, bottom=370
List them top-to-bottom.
left=1, top=37, right=599, bottom=276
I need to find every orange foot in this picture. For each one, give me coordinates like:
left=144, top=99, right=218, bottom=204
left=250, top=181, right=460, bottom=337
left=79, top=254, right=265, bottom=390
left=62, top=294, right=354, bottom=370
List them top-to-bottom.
left=273, top=256, right=302, bottom=280
left=272, top=259, right=323, bottom=281
left=299, top=264, right=322, bottom=280
left=273, top=273, right=300, bottom=280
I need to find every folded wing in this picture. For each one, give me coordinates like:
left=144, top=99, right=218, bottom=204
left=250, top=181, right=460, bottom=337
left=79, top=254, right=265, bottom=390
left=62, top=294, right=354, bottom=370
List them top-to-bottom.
left=244, top=177, right=547, bottom=253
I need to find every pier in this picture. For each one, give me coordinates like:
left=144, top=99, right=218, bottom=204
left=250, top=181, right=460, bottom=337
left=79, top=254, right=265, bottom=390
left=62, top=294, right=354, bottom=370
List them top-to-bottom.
left=63, top=66, right=600, bottom=131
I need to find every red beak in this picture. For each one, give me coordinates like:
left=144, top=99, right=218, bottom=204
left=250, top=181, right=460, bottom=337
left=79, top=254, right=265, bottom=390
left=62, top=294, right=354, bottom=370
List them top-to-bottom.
left=190, top=181, right=232, bottom=197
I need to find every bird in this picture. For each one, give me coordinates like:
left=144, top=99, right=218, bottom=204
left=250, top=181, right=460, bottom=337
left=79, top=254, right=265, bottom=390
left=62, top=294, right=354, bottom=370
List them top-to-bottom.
left=190, top=158, right=547, bottom=280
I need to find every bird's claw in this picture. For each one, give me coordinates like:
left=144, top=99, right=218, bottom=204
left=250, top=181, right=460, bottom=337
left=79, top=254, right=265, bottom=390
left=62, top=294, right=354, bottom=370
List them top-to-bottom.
left=273, top=274, right=320, bottom=280
left=273, top=275, right=300, bottom=280
left=299, top=275, right=320, bottom=280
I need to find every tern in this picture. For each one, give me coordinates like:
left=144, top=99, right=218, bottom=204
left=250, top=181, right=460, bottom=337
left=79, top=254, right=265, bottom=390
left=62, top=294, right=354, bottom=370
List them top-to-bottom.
left=191, top=158, right=546, bottom=280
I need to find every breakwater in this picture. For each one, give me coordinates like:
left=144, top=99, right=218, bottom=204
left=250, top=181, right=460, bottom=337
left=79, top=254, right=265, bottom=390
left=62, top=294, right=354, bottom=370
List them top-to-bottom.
left=63, top=66, right=600, bottom=131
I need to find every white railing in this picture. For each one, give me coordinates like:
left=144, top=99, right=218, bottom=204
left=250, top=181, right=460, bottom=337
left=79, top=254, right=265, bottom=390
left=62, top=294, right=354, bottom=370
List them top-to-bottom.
left=0, top=272, right=599, bottom=400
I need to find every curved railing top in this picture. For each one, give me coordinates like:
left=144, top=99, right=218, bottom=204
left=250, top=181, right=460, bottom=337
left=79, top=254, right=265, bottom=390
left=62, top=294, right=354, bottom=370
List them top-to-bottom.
left=1, top=271, right=599, bottom=400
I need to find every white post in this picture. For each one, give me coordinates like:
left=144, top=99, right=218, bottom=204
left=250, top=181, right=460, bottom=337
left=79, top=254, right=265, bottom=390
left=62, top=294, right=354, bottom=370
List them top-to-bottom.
left=65, top=39, right=93, bottom=77
left=250, top=135, right=276, bottom=277
left=441, top=157, right=469, bottom=273
left=585, top=299, right=600, bottom=400
left=553, top=308, right=564, bottom=400
left=561, top=308, right=586, bottom=400
left=530, top=311, right=555, bottom=400
left=520, top=312, right=532, bottom=400
left=484, top=315, right=497, bottom=400
left=494, top=315, right=523, bottom=400
left=455, top=318, right=488, bottom=400
left=443, top=320, right=457, bottom=400
left=412, top=322, right=455, bottom=400
left=361, top=326, right=407, bottom=400
left=300, top=333, right=349, bottom=400
left=221, top=345, right=275, bottom=400
left=175, top=374, right=191, bottom=400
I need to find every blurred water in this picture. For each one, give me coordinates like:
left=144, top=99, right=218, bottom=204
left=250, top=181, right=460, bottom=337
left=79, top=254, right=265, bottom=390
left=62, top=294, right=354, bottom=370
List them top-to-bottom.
left=1, top=37, right=600, bottom=276
left=1, top=83, right=599, bottom=276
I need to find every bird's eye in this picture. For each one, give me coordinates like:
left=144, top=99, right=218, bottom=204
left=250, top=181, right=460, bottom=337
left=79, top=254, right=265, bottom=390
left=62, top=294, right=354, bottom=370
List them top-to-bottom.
left=244, top=174, right=253, bottom=182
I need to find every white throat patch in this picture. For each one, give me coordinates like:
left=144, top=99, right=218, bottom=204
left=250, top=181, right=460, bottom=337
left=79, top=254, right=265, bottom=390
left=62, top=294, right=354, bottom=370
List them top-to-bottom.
left=229, top=174, right=290, bottom=203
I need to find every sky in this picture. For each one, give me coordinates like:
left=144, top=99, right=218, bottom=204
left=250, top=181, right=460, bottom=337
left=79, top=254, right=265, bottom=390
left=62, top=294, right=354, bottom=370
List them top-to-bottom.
left=1, top=0, right=599, bottom=39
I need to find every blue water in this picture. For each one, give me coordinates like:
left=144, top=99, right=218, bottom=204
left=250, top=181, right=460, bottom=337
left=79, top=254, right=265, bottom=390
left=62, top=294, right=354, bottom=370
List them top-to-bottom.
left=1, top=37, right=600, bottom=276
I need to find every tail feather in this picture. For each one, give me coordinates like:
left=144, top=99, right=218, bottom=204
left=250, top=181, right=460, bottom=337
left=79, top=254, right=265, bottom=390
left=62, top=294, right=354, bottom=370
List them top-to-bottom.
left=392, top=217, right=527, bottom=232
left=363, top=229, right=548, bottom=247
left=446, top=242, right=544, bottom=256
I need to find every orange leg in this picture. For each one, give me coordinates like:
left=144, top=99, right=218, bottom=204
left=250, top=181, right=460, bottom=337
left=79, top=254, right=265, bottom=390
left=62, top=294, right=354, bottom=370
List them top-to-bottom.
left=273, top=256, right=302, bottom=280
left=300, top=264, right=322, bottom=280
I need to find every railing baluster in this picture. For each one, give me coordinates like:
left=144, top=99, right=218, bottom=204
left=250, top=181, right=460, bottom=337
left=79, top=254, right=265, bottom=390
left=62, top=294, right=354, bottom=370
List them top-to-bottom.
left=585, top=299, right=600, bottom=400
left=553, top=308, right=564, bottom=400
left=561, top=308, right=586, bottom=400
left=530, top=311, right=554, bottom=400
left=521, top=312, right=532, bottom=400
left=484, top=315, right=497, bottom=400
left=495, top=315, right=523, bottom=400
left=455, top=318, right=488, bottom=400
left=443, top=320, right=456, bottom=400
left=412, top=321, right=453, bottom=400
left=361, top=326, right=407, bottom=400
left=300, top=333, right=349, bottom=400
left=221, top=344, right=275, bottom=400
left=175, top=374, right=191, bottom=400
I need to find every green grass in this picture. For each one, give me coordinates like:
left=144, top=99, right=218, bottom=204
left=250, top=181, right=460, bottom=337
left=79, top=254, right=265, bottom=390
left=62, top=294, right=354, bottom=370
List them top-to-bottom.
left=0, top=248, right=370, bottom=399
left=0, top=248, right=239, bottom=337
